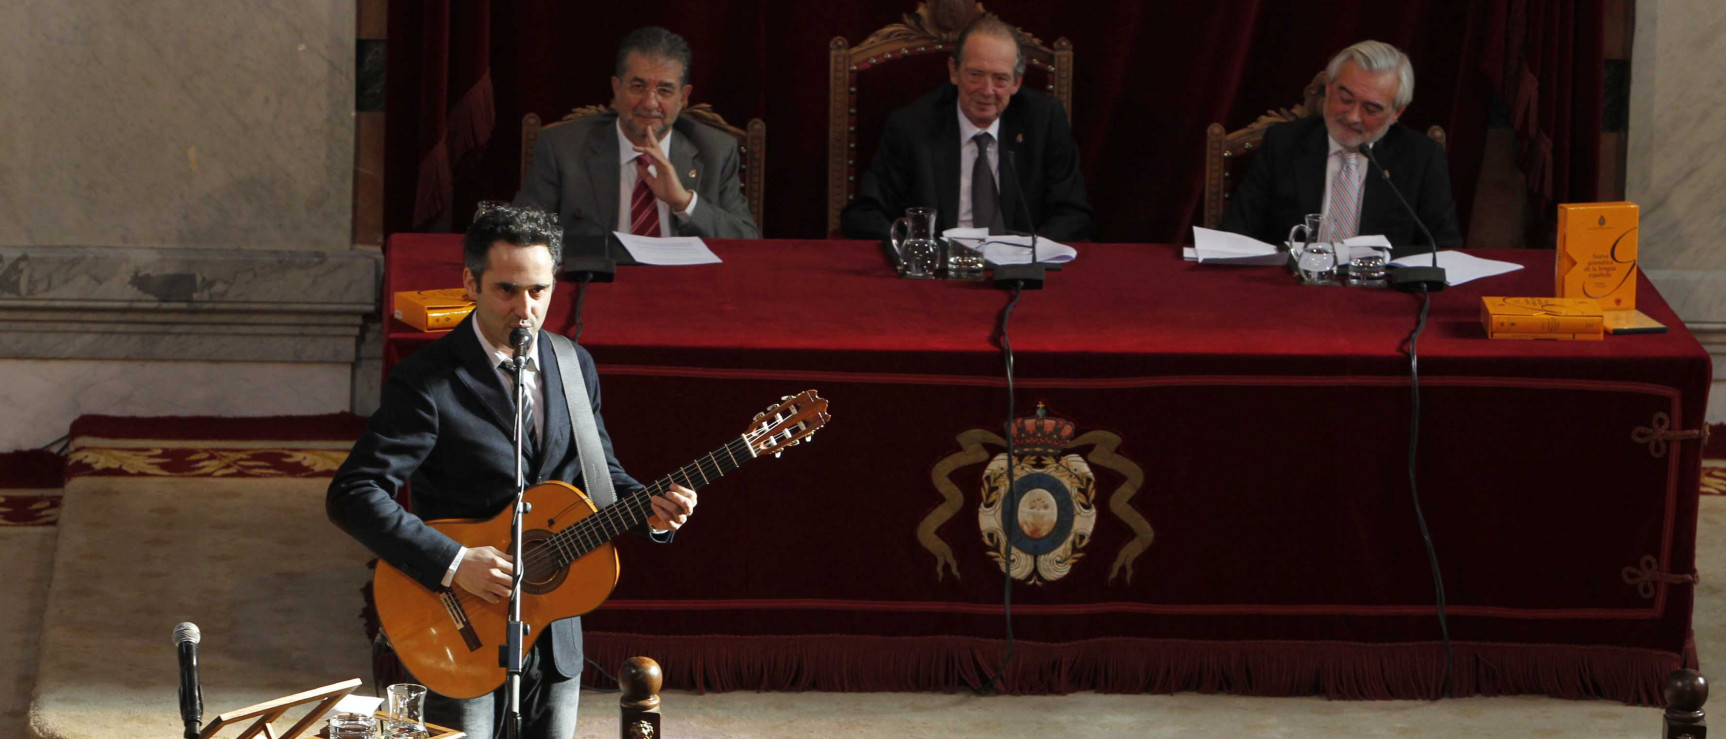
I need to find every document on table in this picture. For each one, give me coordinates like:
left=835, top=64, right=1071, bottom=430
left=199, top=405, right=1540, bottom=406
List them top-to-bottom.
left=1187, top=227, right=1285, bottom=265
left=943, top=228, right=1078, bottom=265
left=1186, top=229, right=1393, bottom=265
left=613, top=232, right=722, bottom=265
left=1390, top=250, right=1523, bottom=286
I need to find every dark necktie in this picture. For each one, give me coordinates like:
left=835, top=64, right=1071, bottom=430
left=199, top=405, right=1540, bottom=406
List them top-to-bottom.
left=971, top=132, right=1006, bottom=235
left=499, top=360, right=540, bottom=459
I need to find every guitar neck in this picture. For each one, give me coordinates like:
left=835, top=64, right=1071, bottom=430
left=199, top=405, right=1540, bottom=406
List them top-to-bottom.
left=553, top=434, right=757, bottom=559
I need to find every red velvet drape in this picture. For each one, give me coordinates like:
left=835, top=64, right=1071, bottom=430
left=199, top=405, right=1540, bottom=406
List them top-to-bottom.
left=384, top=1, right=1603, bottom=243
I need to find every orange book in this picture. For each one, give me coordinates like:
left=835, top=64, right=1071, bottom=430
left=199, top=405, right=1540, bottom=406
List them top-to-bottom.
left=1555, top=202, right=1638, bottom=311
left=394, top=288, right=474, bottom=332
left=1481, top=297, right=1604, bottom=340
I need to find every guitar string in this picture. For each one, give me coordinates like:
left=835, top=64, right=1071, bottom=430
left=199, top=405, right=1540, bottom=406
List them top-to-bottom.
left=441, top=433, right=761, bottom=613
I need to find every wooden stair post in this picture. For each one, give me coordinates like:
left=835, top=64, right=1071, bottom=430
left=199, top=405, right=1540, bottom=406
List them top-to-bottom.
left=619, top=656, right=663, bottom=739
left=1666, top=668, right=1709, bottom=739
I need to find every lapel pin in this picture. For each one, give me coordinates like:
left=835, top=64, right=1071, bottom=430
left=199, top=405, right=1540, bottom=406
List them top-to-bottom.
left=688, top=169, right=698, bottom=179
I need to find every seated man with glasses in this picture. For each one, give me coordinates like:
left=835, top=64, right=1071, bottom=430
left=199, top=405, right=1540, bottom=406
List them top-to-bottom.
left=840, top=15, right=1093, bottom=243
left=515, top=26, right=759, bottom=239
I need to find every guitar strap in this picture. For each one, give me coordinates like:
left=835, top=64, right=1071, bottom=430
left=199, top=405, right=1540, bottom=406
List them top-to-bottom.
left=545, top=332, right=617, bottom=510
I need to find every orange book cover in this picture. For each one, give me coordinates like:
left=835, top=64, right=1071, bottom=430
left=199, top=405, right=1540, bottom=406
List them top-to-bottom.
left=1555, top=202, right=1638, bottom=311
left=394, top=288, right=474, bottom=332
left=1481, top=296, right=1604, bottom=340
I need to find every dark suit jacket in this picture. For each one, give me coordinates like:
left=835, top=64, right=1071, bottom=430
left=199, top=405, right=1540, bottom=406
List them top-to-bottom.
left=841, top=85, right=1094, bottom=242
left=515, top=110, right=760, bottom=239
left=1219, top=116, right=1463, bottom=257
left=327, top=316, right=647, bottom=679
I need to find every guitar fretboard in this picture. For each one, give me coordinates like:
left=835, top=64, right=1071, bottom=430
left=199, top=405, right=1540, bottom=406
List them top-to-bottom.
left=541, top=434, right=757, bottom=565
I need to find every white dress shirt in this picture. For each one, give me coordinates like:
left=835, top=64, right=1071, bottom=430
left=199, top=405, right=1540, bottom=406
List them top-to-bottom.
left=956, top=105, right=1003, bottom=230
left=615, top=120, right=698, bottom=235
left=443, top=320, right=547, bottom=587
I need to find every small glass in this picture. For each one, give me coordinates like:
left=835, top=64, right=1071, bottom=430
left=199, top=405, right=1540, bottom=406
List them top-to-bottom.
left=890, top=207, right=941, bottom=279
left=943, top=238, right=985, bottom=281
left=1345, top=255, right=1389, bottom=288
left=384, top=683, right=428, bottom=738
left=327, top=711, right=375, bottom=739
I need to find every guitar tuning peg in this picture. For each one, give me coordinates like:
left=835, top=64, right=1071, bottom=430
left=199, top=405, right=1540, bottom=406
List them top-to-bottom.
left=773, top=451, right=783, bottom=459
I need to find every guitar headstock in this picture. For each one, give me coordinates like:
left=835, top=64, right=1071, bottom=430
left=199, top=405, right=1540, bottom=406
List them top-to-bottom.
left=745, top=390, right=830, bottom=458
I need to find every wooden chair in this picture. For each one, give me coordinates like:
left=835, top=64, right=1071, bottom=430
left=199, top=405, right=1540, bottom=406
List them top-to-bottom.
left=827, top=0, right=1073, bottom=235
left=1202, top=71, right=1447, bottom=229
left=522, top=103, right=767, bottom=233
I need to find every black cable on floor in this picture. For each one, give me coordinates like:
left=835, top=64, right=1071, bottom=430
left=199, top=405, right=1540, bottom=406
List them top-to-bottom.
left=979, top=284, right=1024, bottom=695
left=1402, top=286, right=1454, bottom=697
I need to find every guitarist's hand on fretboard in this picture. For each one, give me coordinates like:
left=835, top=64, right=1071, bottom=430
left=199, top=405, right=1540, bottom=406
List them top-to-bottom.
left=647, top=484, right=698, bottom=532
left=454, top=545, right=515, bottom=604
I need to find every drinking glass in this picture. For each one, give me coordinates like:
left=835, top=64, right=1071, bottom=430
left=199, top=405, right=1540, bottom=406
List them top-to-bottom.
left=384, top=683, right=428, bottom=738
left=327, top=711, right=375, bottom=739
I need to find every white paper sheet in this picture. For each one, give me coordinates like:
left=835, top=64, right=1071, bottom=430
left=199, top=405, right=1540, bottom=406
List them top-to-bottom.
left=1189, top=227, right=1286, bottom=265
left=943, top=228, right=1077, bottom=265
left=612, top=232, right=722, bottom=265
left=1389, top=250, right=1524, bottom=286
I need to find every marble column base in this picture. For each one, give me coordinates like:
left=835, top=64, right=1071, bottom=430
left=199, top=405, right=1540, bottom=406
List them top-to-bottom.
left=0, top=245, right=378, bottom=450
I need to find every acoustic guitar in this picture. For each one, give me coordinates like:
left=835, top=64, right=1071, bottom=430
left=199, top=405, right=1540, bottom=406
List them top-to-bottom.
left=372, top=390, right=830, bottom=698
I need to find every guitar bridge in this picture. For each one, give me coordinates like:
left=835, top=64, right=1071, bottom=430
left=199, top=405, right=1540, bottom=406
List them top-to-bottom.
left=439, top=590, right=484, bottom=652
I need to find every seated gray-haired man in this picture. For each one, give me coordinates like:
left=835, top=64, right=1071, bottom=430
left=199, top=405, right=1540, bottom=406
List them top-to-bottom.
left=515, top=26, right=759, bottom=239
left=1221, top=39, right=1462, bottom=256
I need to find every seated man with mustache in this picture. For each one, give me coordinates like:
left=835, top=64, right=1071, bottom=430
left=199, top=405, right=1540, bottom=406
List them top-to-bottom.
left=841, top=15, right=1094, bottom=243
left=515, top=26, right=759, bottom=240
left=1221, top=40, right=1462, bottom=257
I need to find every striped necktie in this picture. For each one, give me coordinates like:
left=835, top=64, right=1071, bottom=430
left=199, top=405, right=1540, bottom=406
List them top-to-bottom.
left=1322, top=150, right=1362, bottom=242
left=629, top=169, right=661, bottom=237
left=498, top=360, right=540, bottom=459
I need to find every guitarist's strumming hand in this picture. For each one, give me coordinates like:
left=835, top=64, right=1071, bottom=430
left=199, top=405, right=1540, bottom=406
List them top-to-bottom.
left=648, top=484, right=698, bottom=532
left=454, top=546, right=514, bottom=604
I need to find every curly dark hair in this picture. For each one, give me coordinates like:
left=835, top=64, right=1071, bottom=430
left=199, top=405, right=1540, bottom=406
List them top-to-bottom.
left=462, top=203, right=563, bottom=282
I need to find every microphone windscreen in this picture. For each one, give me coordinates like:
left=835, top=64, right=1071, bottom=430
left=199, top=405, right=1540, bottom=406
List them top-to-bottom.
left=509, top=327, right=532, bottom=351
left=174, top=622, right=200, bottom=646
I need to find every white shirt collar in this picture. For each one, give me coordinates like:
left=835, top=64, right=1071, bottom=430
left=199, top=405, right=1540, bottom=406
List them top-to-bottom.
left=957, top=104, right=1002, bottom=148
left=616, top=118, right=674, bottom=168
left=471, top=318, right=538, bottom=372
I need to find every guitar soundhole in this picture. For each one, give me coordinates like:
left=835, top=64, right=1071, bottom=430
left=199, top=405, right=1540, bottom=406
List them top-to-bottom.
left=519, top=529, right=570, bottom=595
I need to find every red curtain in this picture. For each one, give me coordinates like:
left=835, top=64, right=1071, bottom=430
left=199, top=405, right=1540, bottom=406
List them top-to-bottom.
left=384, top=1, right=1604, bottom=243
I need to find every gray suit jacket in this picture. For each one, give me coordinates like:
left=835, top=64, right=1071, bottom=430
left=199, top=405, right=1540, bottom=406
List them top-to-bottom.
left=515, top=111, right=760, bottom=239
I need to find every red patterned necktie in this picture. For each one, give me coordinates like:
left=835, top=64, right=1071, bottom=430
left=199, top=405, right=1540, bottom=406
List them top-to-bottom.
left=629, top=170, right=661, bottom=237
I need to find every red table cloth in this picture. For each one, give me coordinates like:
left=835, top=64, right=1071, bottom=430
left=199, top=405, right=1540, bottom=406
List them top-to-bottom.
left=381, top=235, right=1711, bottom=703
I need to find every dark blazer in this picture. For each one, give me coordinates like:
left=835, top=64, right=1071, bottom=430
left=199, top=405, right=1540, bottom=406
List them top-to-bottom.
left=841, top=84, right=1094, bottom=242
left=515, top=110, right=760, bottom=239
left=1219, top=116, right=1463, bottom=257
left=327, top=316, right=646, bottom=679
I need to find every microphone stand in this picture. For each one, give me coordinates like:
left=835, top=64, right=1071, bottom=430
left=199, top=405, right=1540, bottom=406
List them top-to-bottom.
left=1360, top=142, right=1446, bottom=292
left=990, top=150, right=1046, bottom=290
left=502, top=329, right=534, bottom=739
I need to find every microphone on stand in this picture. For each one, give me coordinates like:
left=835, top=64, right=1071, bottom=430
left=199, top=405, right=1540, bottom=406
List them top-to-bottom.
left=1360, top=141, right=1446, bottom=292
left=991, top=150, right=1046, bottom=290
left=509, top=327, right=532, bottom=366
left=174, top=622, right=202, bottom=739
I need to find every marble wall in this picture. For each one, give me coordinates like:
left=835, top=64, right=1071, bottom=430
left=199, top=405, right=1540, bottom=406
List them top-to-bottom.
left=1629, top=0, right=1726, bottom=424
left=0, top=1, right=375, bottom=452
left=0, top=1, right=355, bottom=250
